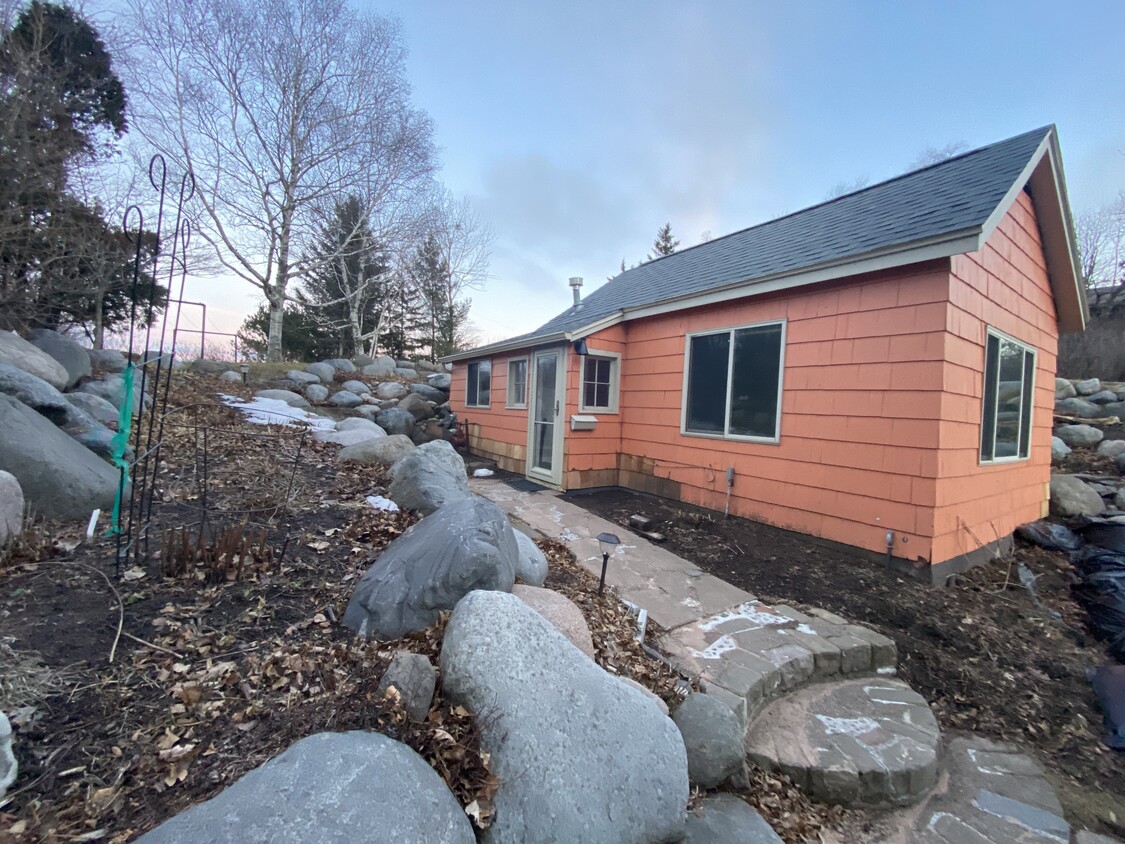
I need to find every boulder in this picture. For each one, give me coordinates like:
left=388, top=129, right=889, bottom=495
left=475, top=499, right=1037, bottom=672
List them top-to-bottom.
left=27, top=330, right=91, bottom=388
left=0, top=331, right=68, bottom=390
left=88, top=348, right=128, bottom=373
left=141, top=350, right=181, bottom=369
left=353, top=353, right=375, bottom=367
left=362, top=356, right=396, bottom=378
left=189, top=358, right=234, bottom=375
left=323, top=358, right=357, bottom=374
left=395, top=359, right=414, bottom=368
left=414, top=359, right=440, bottom=372
left=0, top=361, right=70, bottom=420
left=305, top=362, right=335, bottom=382
left=395, top=367, right=418, bottom=380
left=286, top=369, right=320, bottom=385
left=218, top=370, right=242, bottom=383
left=427, top=372, right=452, bottom=391
left=77, top=374, right=149, bottom=416
left=1055, top=378, right=1077, bottom=399
left=1074, top=378, right=1102, bottom=396
left=341, top=379, right=369, bottom=394
left=376, top=381, right=408, bottom=400
left=305, top=383, right=329, bottom=403
left=410, top=383, right=446, bottom=403
left=253, top=389, right=309, bottom=408
left=328, top=390, right=363, bottom=408
left=1089, top=390, right=1120, bottom=404
left=66, top=393, right=119, bottom=429
left=398, top=393, right=435, bottom=421
left=0, top=395, right=120, bottom=520
left=1056, top=397, right=1103, bottom=418
left=1104, top=401, right=1125, bottom=419
left=57, top=402, right=118, bottom=459
left=376, top=407, right=417, bottom=436
left=337, top=417, right=384, bottom=434
left=410, top=420, right=447, bottom=445
left=1056, top=424, right=1105, bottom=447
left=314, top=427, right=386, bottom=447
left=338, top=434, right=416, bottom=466
left=1051, top=436, right=1071, bottom=462
left=411, top=440, right=467, bottom=479
left=1097, top=440, right=1125, bottom=460
left=1119, top=453, right=1125, bottom=475
left=0, top=471, right=24, bottom=545
left=1050, top=475, right=1106, bottom=517
left=1116, top=488, right=1125, bottom=510
left=343, top=497, right=518, bottom=638
left=513, top=530, right=548, bottom=586
left=513, top=584, right=595, bottom=658
left=441, top=591, right=689, bottom=844
left=377, top=652, right=437, bottom=722
left=619, top=677, right=669, bottom=716
left=673, top=693, right=744, bottom=788
left=0, top=712, right=15, bottom=800
left=134, top=732, right=474, bottom=844
left=683, top=795, right=783, bottom=844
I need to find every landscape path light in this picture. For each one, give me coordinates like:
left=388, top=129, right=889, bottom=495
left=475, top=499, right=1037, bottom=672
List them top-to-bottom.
left=240, top=362, right=250, bottom=384
left=596, top=532, right=619, bottom=595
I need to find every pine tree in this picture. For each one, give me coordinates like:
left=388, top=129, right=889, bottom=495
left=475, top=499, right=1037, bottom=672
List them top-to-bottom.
left=648, top=223, right=680, bottom=259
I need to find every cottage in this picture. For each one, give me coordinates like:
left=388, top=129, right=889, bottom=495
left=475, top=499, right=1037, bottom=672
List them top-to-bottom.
left=447, top=126, right=1086, bottom=582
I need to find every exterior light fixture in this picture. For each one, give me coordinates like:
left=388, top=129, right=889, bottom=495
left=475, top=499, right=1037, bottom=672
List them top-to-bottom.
left=573, top=338, right=588, bottom=356
left=240, top=362, right=250, bottom=384
left=596, top=532, right=619, bottom=595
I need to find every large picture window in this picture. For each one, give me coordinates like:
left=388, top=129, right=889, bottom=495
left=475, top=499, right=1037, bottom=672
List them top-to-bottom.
left=683, top=321, right=785, bottom=441
left=980, top=329, right=1035, bottom=463
left=507, top=358, right=528, bottom=408
left=466, top=360, right=491, bottom=408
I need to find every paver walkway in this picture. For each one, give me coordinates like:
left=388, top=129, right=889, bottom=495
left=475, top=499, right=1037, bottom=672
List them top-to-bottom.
left=471, top=477, right=1091, bottom=842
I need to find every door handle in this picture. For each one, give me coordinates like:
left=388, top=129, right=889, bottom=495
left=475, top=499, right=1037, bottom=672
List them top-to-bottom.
left=555, top=400, right=560, bottom=417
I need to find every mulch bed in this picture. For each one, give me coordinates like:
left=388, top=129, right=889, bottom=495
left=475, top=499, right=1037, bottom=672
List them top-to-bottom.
left=569, top=487, right=1125, bottom=837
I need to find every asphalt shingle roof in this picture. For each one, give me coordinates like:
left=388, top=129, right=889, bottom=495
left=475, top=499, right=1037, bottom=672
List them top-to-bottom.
left=480, top=126, right=1052, bottom=353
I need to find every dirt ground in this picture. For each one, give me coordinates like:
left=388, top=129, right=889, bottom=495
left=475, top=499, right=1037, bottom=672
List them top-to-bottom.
left=569, top=486, right=1125, bottom=838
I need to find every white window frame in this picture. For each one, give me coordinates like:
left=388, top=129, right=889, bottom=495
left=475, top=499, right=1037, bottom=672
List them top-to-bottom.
left=680, top=319, right=787, bottom=444
left=979, top=327, right=1036, bottom=465
left=578, top=350, right=621, bottom=414
left=506, top=356, right=529, bottom=409
left=465, top=359, right=492, bottom=408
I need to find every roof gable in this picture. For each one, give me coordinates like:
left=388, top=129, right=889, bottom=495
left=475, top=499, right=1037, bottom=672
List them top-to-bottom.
left=450, top=126, right=1084, bottom=361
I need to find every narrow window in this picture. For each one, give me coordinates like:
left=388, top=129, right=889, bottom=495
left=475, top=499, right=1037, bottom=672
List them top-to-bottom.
left=684, top=321, right=785, bottom=441
left=980, top=330, right=1035, bottom=463
left=580, top=354, right=619, bottom=412
left=507, top=358, right=528, bottom=407
left=466, top=360, right=491, bottom=408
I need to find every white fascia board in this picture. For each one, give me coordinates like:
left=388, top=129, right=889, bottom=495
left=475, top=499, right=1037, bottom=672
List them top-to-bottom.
left=978, top=132, right=1053, bottom=247
left=620, top=231, right=978, bottom=323
left=562, top=311, right=624, bottom=340
left=442, top=332, right=568, bottom=363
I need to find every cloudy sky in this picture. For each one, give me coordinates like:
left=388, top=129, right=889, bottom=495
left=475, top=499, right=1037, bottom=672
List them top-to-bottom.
left=193, top=1, right=1125, bottom=346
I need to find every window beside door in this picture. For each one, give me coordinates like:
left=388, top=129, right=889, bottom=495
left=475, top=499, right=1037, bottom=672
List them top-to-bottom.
left=506, top=357, right=528, bottom=408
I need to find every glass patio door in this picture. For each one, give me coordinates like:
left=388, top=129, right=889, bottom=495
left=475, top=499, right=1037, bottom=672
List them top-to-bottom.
left=528, top=348, right=564, bottom=485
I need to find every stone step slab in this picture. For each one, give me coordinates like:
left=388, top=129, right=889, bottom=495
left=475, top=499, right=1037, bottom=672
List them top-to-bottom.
left=745, top=678, right=940, bottom=808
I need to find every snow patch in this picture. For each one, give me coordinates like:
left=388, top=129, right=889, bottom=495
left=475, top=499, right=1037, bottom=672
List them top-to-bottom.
left=220, top=394, right=335, bottom=431
left=472, top=468, right=494, bottom=477
left=366, top=495, right=399, bottom=512
left=698, top=602, right=791, bottom=633
left=796, top=623, right=817, bottom=635
left=689, top=634, right=738, bottom=660
left=815, top=715, right=881, bottom=737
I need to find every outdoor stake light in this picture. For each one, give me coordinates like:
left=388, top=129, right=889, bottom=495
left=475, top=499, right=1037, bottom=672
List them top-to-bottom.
left=240, top=362, right=250, bottom=384
left=596, top=532, right=619, bottom=595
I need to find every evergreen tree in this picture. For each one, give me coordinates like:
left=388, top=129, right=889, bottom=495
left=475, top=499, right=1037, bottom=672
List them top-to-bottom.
left=648, top=222, right=680, bottom=259
left=237, top=304, right=330, bottom=361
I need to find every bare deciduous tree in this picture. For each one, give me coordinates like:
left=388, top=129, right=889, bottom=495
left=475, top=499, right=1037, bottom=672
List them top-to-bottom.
left=126, top=0, right=437, bottom=359
left=1076, top=197, right=1125, bottom=290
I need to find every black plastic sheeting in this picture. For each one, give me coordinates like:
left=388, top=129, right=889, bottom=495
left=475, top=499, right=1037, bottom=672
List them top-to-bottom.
left=1015, top=521, right=1083, bottom=552
left=1078, top=522, right=1125, bottom=554
left=1087, top=665, right=1125, bottom=750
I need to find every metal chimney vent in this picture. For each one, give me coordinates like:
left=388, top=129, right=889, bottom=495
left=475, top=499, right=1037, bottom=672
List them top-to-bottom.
left=569, top=276, right=583, bottom=306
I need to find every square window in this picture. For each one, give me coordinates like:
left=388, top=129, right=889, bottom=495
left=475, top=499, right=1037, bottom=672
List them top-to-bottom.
left=980, top=330, right=1035, bottom=462
left=580, top=354, right=619, bottom=412
left=507, top=358, right=528, bottom=407
left=466, top=360, right=491, bottom=408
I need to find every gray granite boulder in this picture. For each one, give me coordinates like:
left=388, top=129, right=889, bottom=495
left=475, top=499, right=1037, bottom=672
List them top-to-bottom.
left=27, top=330, right=90, bottom=388
left=0, top=331, right=68, bottom=390
left=88, top=348, right=128, bottom=373
left=362, top=356, right=396, bottom=378
left=189, top=358, right=234, bottom=375
left=323, top=358, right=357, bottom=374
left=415, top=359, right=440, bottom=372
left=0, top=361, right=70, bottom=420
left=305, top=362, right=335, bottom=382
left=395, top=367, right=418, bottom=380
left=286, top=369, right=320, bottom=385
left=218, top=370, right=242, bottom=383
left=427, top=372, right=452, bottom=391
left=78, top=373, right=149, bottom=415
left=1055, top=378, right=1077, bottom=399
left=1075, top=378, right=1102, bottom=396
left=341, top=379, right=369, bottom=394
left=377, top=381, right=408, bottom=400
left=305, top=383, right=329, bottom=402
left=410, top=383, right=446, bottom=403
left=254, top=389, right=309, bottom=408
left=328, top=390, right=363, bottom=408
left=1089, top=390, right=1120, bottom=404
left=398, top=393, right=435, bottom=421
left=0, top=395, right=120, bottom=520
left=1056, top=397, right=1103, bottom=418
left=1104, top=401, right=1125, bottom=419
left=57, top=402, right=117, bottom=459
left=377, top=406, right=417, bottom=436
left=337, top=417, right=384, bottom=434
left=410, top=420, right=447, bottom=445
left=1056, top=424, right=1104, bottom=447
left=314, top=427, right=386, bottom=447
left=337, top=434, right=416, bottom=466
left=1051, top=436, right=1071, bottom=462
left=1097, top=439, right=1125, bottom=459
left=410, top=440, right=466, bottom=478
left=1119, top=453, right=1125, bottom=475
left=0, top=471, right=23, bottom=545
left=1050, top=475, right=1105, bottom=517
left=343, top=497, right=518, bottom=638
left=513, top=530, right=548, bottom=586
left=513, top=584, right=594, bottom=658
left=441, top=590, right=689, bottom=844
left=377, top=652, right=436, bottom=722
left=673, top=693, right=744, bottom=788
left=0, top=712, right=15, bottom=799
left=135, top=732, right=474, bottom=844
left=683, top=795, right=782, bottom=844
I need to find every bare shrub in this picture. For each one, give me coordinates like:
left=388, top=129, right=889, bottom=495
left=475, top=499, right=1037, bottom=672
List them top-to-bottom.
left=1058, top=314, right=1125, bottom=380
